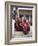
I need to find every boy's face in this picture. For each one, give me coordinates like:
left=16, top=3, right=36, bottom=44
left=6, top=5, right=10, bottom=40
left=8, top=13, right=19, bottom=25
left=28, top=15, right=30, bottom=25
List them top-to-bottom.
left=18, top=17, right=22, bottom=22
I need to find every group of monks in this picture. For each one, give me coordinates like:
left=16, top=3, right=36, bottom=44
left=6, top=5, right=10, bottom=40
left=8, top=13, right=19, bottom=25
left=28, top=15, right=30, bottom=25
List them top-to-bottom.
left=15, top=15, right=30, bottom=34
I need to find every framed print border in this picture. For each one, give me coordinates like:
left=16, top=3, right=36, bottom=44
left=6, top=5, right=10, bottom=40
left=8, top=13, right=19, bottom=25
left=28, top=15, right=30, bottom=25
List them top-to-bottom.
left=5, top=1, right=37, bottom=45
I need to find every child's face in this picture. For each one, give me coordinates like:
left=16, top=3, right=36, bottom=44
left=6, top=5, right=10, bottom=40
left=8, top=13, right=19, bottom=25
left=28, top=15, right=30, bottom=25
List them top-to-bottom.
left=18, top=17, right=22, bottom=22
left=26, top=20, right=29, bottom=23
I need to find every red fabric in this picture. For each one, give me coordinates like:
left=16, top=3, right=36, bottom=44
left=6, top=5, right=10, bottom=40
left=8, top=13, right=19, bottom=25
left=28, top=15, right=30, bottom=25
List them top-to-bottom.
left=15, top=20, right=30, bottom=32
left=23, top=22, right=30, bottom=32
